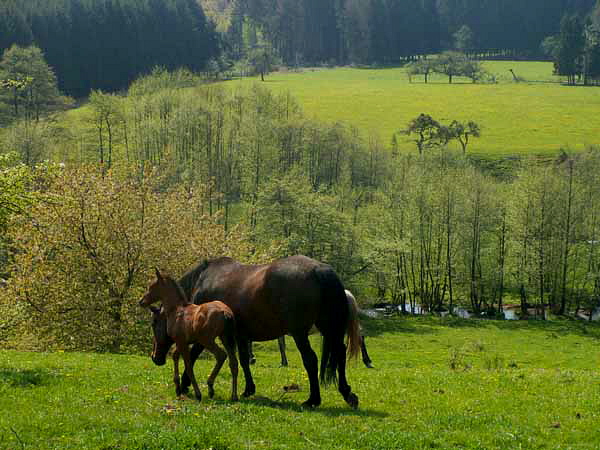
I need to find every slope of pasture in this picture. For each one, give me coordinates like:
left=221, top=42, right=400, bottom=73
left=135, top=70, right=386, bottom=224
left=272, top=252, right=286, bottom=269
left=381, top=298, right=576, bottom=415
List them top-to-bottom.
left=229, top=61, right=600, bottom=157
left=2, top=318, right=600, bottom=449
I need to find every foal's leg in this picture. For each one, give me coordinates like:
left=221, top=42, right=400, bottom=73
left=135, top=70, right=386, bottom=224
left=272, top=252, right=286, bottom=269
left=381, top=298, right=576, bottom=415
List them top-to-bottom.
left=292, top=333, right=321, bottom=408
left=236, top=335, right=256, bottom=397
left=278, top=336, right=288, bottom=367
left=222, top=337, right=239, bottom=402
left=204, top=340, right=227, bottom=399
left=179, top=343, right=202, bottom=401
left=180, top=343, right=205, bottom=394
left=173, top=349, right=182, bottom=397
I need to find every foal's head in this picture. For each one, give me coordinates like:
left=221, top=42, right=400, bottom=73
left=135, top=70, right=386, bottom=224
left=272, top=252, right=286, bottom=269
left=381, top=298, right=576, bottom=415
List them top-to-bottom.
left=139, top=268, right=187, bottom=309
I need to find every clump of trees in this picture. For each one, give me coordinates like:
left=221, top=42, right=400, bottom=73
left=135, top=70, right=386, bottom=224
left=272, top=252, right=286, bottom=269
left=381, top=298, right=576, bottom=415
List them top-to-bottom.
left=542, top=12, right=600, bottom=85
left=0, top=44, right=66, bottom=125
left=407, top=52, right=489, bottom=84
left=403, top=114, right=481, bottom=154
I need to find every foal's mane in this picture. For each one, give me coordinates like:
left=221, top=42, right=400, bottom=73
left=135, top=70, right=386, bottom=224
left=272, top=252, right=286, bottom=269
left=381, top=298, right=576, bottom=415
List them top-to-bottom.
left=163, top=275, right=191, bottom=305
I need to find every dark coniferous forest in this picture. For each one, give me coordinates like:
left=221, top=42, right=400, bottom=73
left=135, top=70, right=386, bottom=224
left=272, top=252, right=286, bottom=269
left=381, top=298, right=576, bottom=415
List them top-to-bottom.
left=0, top=0, right=597, bottom=94
left=0, top=0, right=219, bottom=97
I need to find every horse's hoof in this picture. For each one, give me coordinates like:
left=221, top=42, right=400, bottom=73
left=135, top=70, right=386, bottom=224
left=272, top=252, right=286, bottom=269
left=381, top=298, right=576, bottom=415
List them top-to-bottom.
left=280, top=362, right=288, bottom=367
left=365, top=362, right=374, bottom=369
left=207, top=384, right=215, bottom=399
left=242, top=387, right=255, bottom=398
left=345, top=392, right=359, bottom=409
left=195, top=393, right=202, bottom=402
left=231, top=395, right=239, bottom=402
left=301, top=399, right=320, bottom=409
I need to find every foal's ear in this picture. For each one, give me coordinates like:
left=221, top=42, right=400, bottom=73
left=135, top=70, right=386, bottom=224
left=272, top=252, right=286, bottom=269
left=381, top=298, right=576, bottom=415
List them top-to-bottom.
left=155, top=267, right=163, bottom=281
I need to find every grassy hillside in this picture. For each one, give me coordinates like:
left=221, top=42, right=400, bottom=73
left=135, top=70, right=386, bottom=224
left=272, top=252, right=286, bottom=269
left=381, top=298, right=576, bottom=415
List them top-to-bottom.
left=227, top=61, right=600, bottom=157
left=2, top=317, right=600, bottom=449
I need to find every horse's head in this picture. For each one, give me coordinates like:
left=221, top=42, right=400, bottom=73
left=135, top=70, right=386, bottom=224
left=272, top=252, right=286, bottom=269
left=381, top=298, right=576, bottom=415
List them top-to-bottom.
left=139, top=268, right=165, bottom=308
left=149, top=305, right=173, bottom=366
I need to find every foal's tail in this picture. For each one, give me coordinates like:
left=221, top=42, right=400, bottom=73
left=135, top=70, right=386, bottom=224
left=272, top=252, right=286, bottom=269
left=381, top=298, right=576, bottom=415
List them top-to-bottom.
left=314, top=266, right=359, bottom=386
left=221, top=311, right=237, bottom=355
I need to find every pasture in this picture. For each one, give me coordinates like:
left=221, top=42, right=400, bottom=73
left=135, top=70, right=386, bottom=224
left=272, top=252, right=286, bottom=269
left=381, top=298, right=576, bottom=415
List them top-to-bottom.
left=228, top=61, right=600, bottom=157
left=2, top=317, right=600, bottom=449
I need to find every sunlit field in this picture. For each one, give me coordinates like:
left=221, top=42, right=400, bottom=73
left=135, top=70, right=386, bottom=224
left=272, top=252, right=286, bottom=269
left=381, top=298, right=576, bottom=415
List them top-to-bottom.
left=227, top=61, right=600, bottom=157
left=2, top=317, right=600, bottom=449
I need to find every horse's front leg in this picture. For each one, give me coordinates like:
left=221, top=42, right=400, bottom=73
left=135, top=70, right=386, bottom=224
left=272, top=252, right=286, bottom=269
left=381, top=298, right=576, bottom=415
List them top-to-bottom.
left=236, top=335, right=256, bottom=397
left=179, top=343, right=202, bottom=401
left=173, top=349, right=182, bottom=397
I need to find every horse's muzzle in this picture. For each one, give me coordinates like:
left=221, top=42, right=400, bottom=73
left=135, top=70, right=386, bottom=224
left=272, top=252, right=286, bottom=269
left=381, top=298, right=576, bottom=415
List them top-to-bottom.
left=151, top=354, right=167, bottom=366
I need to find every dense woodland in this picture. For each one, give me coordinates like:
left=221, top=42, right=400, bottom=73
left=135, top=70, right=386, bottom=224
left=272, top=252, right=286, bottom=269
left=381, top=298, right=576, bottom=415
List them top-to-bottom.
left=0, top=0, right=219, bottom=96
left=1, top=0, right=600, bottom=96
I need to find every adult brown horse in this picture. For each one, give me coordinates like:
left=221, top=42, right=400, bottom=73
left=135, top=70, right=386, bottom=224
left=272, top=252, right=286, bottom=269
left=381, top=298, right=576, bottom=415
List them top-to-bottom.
left=164, top=255, right=360, bottom=409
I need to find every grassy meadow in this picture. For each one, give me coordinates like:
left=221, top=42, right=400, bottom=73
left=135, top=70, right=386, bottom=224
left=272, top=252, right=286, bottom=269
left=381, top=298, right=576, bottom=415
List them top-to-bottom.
left=227, top=61, right=600, bottom=157
left=2, top=317, right=600, bottom=449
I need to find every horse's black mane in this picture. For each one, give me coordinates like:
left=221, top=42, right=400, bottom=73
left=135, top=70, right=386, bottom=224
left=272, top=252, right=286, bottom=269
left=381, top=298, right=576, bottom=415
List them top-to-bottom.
left=178, top=257, right=236, bottom=299
left=178, top=260, right=209, bottom=298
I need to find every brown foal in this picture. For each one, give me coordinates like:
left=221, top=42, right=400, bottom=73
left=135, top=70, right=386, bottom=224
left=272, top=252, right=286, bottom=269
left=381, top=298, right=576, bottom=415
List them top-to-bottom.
left=140, top=268, right=238, bottom=402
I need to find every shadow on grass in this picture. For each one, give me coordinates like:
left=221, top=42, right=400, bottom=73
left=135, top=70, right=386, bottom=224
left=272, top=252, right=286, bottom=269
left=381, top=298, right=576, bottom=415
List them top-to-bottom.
left=0, top=367, right=60, bottom=387
left=245, top=395, right=389, bottom=418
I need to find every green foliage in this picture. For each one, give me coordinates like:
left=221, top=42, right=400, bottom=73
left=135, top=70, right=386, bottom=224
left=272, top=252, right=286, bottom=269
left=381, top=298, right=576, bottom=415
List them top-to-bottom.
left=0, top=44, right=62, bottom=123
left=1, top=165, right=251, bottom=352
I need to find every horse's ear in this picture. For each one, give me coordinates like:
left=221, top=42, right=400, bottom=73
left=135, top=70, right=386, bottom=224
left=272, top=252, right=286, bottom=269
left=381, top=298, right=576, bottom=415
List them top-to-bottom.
left=155, top=267, right=163, bottom=281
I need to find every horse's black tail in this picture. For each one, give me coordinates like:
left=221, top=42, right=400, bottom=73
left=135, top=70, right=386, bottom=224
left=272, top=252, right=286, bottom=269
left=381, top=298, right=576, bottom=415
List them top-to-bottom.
left=314, top=265, right=353, bottom=386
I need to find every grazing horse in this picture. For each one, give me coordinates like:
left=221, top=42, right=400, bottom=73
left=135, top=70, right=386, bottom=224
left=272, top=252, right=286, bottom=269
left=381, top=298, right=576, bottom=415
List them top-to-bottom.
left=166, top=255, right=360, bottom=409
left=140, top=269, right=239, bottom=402
left=248, top=290, right=373, bottom=369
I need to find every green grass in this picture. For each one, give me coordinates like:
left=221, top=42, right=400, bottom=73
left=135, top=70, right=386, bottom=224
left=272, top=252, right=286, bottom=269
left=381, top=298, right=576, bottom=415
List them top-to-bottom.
left=227, top=61, right=600, bottom=157
left=2, top=317, right=600, bottom=449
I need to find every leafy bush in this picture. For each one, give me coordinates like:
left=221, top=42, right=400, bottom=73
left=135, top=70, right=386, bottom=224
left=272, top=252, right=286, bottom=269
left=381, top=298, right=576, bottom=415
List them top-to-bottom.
left=1, top=165, right=252, bottom=352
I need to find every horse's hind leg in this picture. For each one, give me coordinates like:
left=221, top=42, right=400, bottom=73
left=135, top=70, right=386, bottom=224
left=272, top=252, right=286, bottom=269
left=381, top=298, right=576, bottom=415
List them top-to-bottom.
left=292, top=333, right=321, bottom=408
left=236, top=335, right=256, bottom=397
left=278, top=336, right=288, bottom=367
left=335, top=340, right=358, bottom=409
left=204, top=341, right=227, bottom=399
left=180, top=343, right=205, bottom=394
